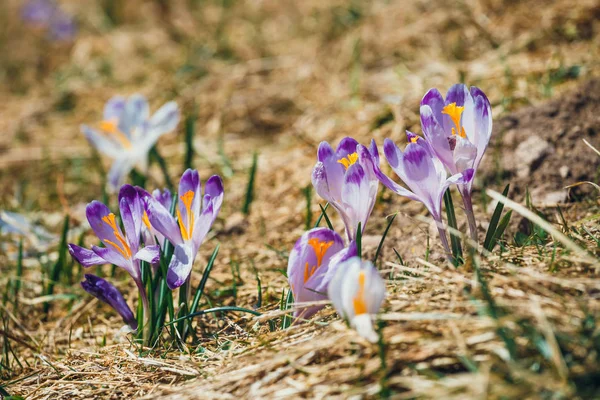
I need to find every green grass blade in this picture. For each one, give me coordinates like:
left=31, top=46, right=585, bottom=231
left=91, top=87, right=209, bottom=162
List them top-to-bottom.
left=184, top=109, right=196, bottom=171
left=150, top=147, right=174, bottom=190
left=242, top=152, right=258, bottom=215
left=483, top=184, right=510, bottom=251
left=304, top=185, right=312, bottom=230
left=443, top=191, right=462, bottom=266
left=315, top=203, right=333, bottom=230
left=489, top=210, right=512, bottom=251
left=373, top=213, right=397, bottom=265
left=44, top=215, right=69, bottom=314
left=356, top=222, right=362, bottom=259
left=189, top=244, right=220, bottom=315
left=281, top=289, right=294, bottom=329
left=167, top=306, right=262, bottom=325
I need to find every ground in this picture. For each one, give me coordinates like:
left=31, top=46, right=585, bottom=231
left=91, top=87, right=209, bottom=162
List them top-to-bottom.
left=1, top=0, right=600, bottom=398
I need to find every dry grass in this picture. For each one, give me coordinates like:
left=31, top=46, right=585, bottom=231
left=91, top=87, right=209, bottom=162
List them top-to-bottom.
left=1, top=0, right=600, bottom=398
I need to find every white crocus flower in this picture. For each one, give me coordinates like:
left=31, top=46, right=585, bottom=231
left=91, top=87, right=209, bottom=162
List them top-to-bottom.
left=81, top=94, right=180, bottom=191
left=327, top=257, right=386, bottom=343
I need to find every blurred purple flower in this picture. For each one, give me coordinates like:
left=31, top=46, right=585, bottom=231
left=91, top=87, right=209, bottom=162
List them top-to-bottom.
left=21, top=0, right=76, bottom=42
left=420, top=84, right=492, bottom=240
left=81, top=94, right=180, bottom=190
left=363, top=133, right=473, bottom=258
left=312, top=137, right=379, bottom=242
left=144, top=169, right=224, bottom=289
left=287, top=228, right=345, bottom=320
left=327, top=257, right=386, bottom=343
left=81, top=274, right=137, bottom=330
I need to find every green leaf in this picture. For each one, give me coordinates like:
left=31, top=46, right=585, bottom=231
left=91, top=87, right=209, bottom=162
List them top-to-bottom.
left=184, top=109, right=196, bottom=171
left=150, top=147, right=173, bottom=190
left=242, top=152, right=258, bottom=215
left=484, top=184, right=510, bottom=251
left=304, top=185, right=312, bottom=230
left=443, top=191, right=462, bottom=266
left=315, top=203, right=334, bottom=230
left=489, top=210, right=512, bottom=251
left=373, top=213, right=397, bottom=265
left=356, top=222, right=362, bottom=259
left=189, top=244, right=220, bottom=316
left=281, top=289, right=294, bottom=329
left=167, top=306, right=261, bottom=325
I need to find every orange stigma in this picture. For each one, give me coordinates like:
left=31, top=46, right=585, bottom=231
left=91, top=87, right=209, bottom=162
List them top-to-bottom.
left=442, top=102, right=467, bottom=138
left=99, top=119, right=132, bottom=149
left=410, top=135, right=419, bottom=144
left=337, top=152, right=359, bottom=170
left=177, top=191, right=195, bottom=241
left=142, top=211, right=152, bottom=230
left=101, top=213, right=132, bottom=258
left=302, top=238, right=334, bottom=283
left=307, top=238, right=333, bottom=267
left=352, top=271, right=367, bottom=315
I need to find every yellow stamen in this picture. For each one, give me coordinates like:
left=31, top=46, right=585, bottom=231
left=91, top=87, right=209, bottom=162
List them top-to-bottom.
left=442, top=102, right=467, bottom=138
left=99, top=119, right=132, bottom=149
left=410, top=135, right=418, bottom=144
left=337, top=152, right=359, bottom=170
left=177, top=191, right=195, bottom=241
left=142, top=211, right=152, bottom=230
left=101, top=213, right=132, bottom=258
left=307, top=238, right=334, bottom=267
left=352, top=271, right=367, bottom=315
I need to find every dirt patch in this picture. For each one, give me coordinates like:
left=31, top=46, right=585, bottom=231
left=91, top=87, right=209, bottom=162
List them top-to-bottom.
left=482, top=79, right=600, bottom=204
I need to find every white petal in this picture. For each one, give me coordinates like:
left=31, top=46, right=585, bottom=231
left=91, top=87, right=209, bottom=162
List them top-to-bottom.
left=351, top=314, right=378, bottom=343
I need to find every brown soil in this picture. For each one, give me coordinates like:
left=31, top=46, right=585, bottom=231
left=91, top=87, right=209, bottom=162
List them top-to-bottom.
left=482, top=78, right=600, bottom=203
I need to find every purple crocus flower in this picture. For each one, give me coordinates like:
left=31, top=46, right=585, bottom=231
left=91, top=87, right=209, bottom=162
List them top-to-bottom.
left=21, top=0, right=76, bottom=42
left=420, top=84, right=492, bottom=240
left=81, top=94, right=180, bottom=191
left=362, top=133, right=473, bottom=258
left=311, top=137, right=379, bottom=242
left=144, top=169, right=224, bottom=289
left=68, top=185, right=160, bottom=317
left=287, top=227, right=345, bottom=320
left=81, top=274, right=137, bottom=330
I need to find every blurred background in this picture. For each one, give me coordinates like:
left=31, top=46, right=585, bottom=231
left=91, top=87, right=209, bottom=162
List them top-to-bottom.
left=0, top=0, right=599, bottom=211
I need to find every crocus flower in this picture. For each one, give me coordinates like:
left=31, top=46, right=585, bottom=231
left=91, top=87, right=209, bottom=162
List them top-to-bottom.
left=21, top=0, right=76, bottom=42
left=420, top=84, right=492, bottom=240
left=81, top=94, right=180, bottom=190
left=362, top=133, right=473, bottom=258
left=312, top=137, right=379, bottom=242
left=144, top=169, right=224, bottom=289
left=68, top=185, right=160, bottom=316
left=287, top=228, right=345, bottom=319
left=327, top=257, right=386, bottom=343
left=81, top=274, right=137, bottom=330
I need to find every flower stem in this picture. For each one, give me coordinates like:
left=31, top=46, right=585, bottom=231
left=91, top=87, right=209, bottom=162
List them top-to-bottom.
left=460, top=187, right=478, bottom=243
left=435, top=219, right=453, bottom=263
left=135, top=279, right=151, bottom=344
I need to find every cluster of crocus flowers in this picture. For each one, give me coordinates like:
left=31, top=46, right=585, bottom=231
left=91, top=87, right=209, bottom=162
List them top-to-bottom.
left=420, top=84, right=492, bottom=240
left=81, top=94, right=180, bottom=190
left=287, top=137, right=385, bottom=342
left=312, top=137, right=379, bottom=241
left=69, top=169, right=223, bottom=336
